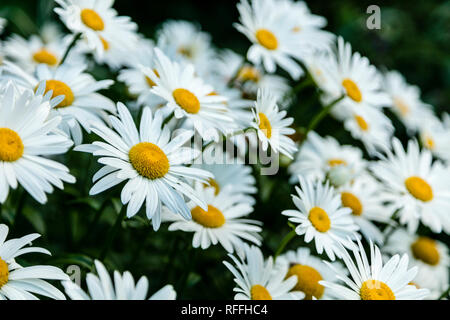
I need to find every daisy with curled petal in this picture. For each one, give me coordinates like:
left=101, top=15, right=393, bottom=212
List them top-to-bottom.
left=54, top=0, right=138, bottom=58
left=234, top=0, right=305, bottom=79
left=146, top=48, right=233, bottom=142
left=1, top=61, right=115, bottom=145
left=384, top=70, right=436, bottom=133
left=0, top=83, right=75, bottom=204
left=251, top=89, right=297, bottom=159
left=75, top=103, right=212, bottom=230
left=288, top=131, right=366, bottom=185
left=370, top=138, right=450, bottom=234
left=337, top=174, right=392, bottom=245
left=281, top=176, right=359, bottom=261
left=162, top=183, right=262, bottom=254
left=0, top=224, right=69, bottom=300
left=384, top=228, right=449, bottom=298
left=320, top=239, right=430, bottom=300
left=223, top=244, right=305, bottom=300
left=275, top=247, right=346, bottom=300
left=63, top=260, right=176, bottom=300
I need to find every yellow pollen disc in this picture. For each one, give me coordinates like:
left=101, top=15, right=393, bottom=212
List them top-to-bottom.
left=80, top=8, right=104, bottom=31
left=292, top=26, right=301, bottom=32
left=255, top=29, right=278, bottom=50
left=100, top=36, right=109, bottom=51
left=177, top=46, right=193, bottom=58
left=32, top=49, right=58, bottom=66
left=237, top=66, right=260, bottom=82
left=145, top=69, right=160, bottom=87
left=342, top=78, right=362, bottom=102
left=40, top=80, right=74, bottom=108
left=172, top=88, right=200, bottom=114
left=394, top=98, right=409, bottom=115
left=258, top=113, right=272, bottom=139
left=355, top=115, right=369, bottom=131
left=0, top=128, right=24, bottom=162
left=423, top=135, right=435, bottom=150
left=128, top=142, right=169, bottom=180
left=327, top=158, right=347, bottom=167
left=404, top=176, right=433, bottom=202
left=203, top=178, right=220, bottom=195
left=341, top=192, right=363, bottom=216
left=191, top=204, right=226, bottom=228
left=308, top=207, right=331, bottom=233
left=411, top=237, right=440, bottom=266
left=0, top=258, right=8, bottom=288
left=286, top=264, right=324, bottom=300
left=360, top=280, right=395, bottom=300
left=250, top=284, right=272, bottom=300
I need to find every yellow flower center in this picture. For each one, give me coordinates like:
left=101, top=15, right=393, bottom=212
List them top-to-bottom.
left=80, top=8, right=104, bottom=31
left=292, top=26, right=301, bottom=32
left=255, top=29, right=278, bottom=50
left=100, top=36, right=109, bottom=51
left=177, top=46, right=193, bottom=58
left=32, top=49, right=58, bottom=66
left=237, top=66, right=260, bottom=82
left=145, top=69, right=160, bottom=88
left=342, top=78, right=362, bottom=102
left=41, top=80, right=74, bottom=108
left=172, top=88, right=200, bottom=114
left=394, top=98, right=409, bottom=115
left=258, top=113, right=272, bottom=139
left=355, top=115, right=369, bottom=131
left=0, top=128, right=24, bottom=162
left=422, top=134, right=435, bottom=150
left=128, top=142, right=170, bottom=180
left=327, top=158, right=347, bottom=167
left=404, top=176, right=433, bottom=202
left=203, top=178, right=220, bottom=195
left=341, top=192, right=363, bottom=216
left=191, top=204, right=226, bottom=228
left=308, top=207, right=331, bottom=232
left=411, top=237, right=440, bottom=266
left=0, top=258, right=8, bottom=288
left=286, top=264, right=324, bottom=300
left=360, top=280, right=395, bottom=300
left=250, top=284, right=272, bottom=300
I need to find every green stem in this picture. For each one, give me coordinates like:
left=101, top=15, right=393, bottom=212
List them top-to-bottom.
left=59, top=33, right=81, bottom=65
left=304, top=94, right=345, bottom=138
left=13, top=188, right=27, bottom=228
left=80, top=199, right=110, bottom=246
left=99, top=205, right=126, bottom=260
left=274, top=229, right=297, bottom=261
left=439, top=287, right=450, bottom=300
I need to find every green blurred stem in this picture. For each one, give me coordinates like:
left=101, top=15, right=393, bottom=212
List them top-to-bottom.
left=59, top=33, right=81, bottom=65
left=283, top=76, right=314, bottom=104
left=304, top=94, right=345, bottom=138
left=13, top=188, right=27, bottom=227
left=99, top=205, right=126, bottom=260
left=274, top=229, right=297, bottom=261
left=439, top=287, right=450, bottom=300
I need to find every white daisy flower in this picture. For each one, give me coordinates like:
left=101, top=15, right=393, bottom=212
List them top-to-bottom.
left=54, top=0, right=138, bottom=58
left=234, top=0, right=306, bottom=79
left=145, top=48, right=233, bottom=142
left=1, top=61, right=115, bottom=145
left=384, top=70, right=436, bottom=133
left=0, top=83, right=75, bottom=204
left=251, top=89, right=297, bottom=159
left=75, top=103, right=212, bottom=230
left=418, top=118, right=450, bottom=163
left=288, top=131, right=366, bottom=185
left=371, top=138, right=450, bottom=234
left=337, top=175, right=392, bottom=244
left=282, top=176, right=359, bottom=261
left=163, top=183, right=262, bottom=254
left=0, top=224, right=69, bottom=300
left=384, top=229, right=449, bottom=297
left=320, top=239, right=430, bottom=300
left=223, top=244, right=305, bottom=300
left=63, top=260, right=176, bottom=300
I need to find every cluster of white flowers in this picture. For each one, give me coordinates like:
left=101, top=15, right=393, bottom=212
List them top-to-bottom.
left=0, top=0, right=448, bottom=300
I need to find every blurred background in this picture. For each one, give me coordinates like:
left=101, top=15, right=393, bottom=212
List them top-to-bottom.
left=0, top=0, right=449, bottom=299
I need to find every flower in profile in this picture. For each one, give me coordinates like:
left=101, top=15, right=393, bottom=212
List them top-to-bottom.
left=1, top=61, right=115, bottom=144
left=0, top=82, right=75, bottom=204
left=251, top=89, right=297, bottom=159
left=75, top=103, right=212, bottom=230
left=418, top=118, right=450, bottom=163
left=371, top=138, right=450, bottom=234
left=282, top=176, right=359, bottom=261
left=163, top=183, right=262, bottom=254
left=0, top=224, right=69, bottom=300
left=320, top=239, right=430, bottom=300
left=223, top=244, right=305, bottom=300
left=63, top=260, right=176, bottom=300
